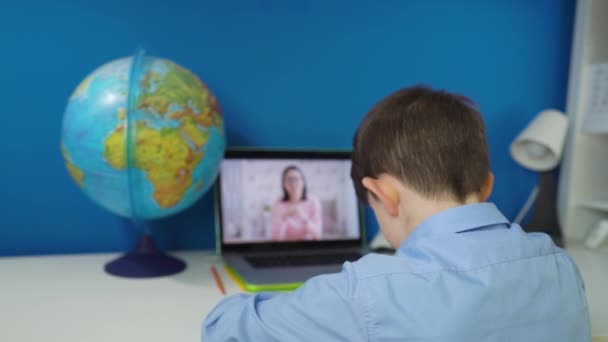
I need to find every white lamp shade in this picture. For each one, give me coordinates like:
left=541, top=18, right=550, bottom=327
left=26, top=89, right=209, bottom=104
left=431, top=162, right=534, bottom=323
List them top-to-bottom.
left=510, top=109, right=569, bottom=172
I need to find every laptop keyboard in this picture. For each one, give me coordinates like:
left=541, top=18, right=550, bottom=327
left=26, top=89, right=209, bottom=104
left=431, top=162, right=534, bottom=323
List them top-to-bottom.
left=245, top=252, right=362, bottom=268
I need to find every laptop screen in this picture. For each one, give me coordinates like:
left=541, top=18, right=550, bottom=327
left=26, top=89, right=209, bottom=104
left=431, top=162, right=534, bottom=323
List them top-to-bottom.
left=218, top=151, right=361, bottom=246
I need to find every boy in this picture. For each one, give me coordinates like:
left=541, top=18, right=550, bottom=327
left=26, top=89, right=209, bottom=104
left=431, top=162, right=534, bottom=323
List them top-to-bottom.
left=203, top=86, right=591, bottom=341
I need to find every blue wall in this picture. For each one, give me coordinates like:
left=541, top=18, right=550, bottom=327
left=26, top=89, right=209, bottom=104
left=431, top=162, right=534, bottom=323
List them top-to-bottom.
left=0, top=0, right=575, bottom=256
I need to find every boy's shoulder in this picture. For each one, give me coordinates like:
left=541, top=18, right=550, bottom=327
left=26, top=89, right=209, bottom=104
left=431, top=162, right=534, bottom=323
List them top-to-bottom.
left=348, top=230, right=568, bottom=282
left=348, top=252, right=417, bottom=280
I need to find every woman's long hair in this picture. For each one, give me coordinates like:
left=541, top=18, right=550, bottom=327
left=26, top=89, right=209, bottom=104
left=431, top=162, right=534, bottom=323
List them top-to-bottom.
left=281, top=165, right=307, bottom=202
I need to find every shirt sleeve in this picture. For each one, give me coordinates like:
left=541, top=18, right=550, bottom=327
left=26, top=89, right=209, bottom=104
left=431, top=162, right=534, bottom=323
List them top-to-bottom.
left=202, top=263, right=366, bottom=341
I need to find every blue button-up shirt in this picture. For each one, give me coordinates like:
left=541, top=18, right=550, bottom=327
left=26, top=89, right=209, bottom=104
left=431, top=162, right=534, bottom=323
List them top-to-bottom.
left=203, top=203, right=590, bottom=341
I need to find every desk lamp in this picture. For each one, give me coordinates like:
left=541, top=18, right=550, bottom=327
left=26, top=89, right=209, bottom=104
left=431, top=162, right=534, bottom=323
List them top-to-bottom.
left=510, top=109, right=568, bottom=246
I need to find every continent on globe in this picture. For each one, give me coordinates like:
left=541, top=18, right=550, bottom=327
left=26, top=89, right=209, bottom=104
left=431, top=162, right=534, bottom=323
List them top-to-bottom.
left=138, top=60, right=222, bottom=130
left=71, top=75, right=93, bottom=99
left=181, top=117, right=210, bottom=149
left=104, top=119, right=207, bottom=209
left=61, top=144, right=84, bottom=187
left=195, top=180, right=204, bottom=192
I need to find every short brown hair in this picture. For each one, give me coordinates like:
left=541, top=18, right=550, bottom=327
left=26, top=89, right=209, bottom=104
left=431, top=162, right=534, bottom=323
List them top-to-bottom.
left=351, top=86, right=489, bottom=204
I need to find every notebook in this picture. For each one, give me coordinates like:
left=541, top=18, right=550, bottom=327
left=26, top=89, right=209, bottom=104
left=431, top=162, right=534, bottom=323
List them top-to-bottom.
left=215, top=148, right=367, bottom=291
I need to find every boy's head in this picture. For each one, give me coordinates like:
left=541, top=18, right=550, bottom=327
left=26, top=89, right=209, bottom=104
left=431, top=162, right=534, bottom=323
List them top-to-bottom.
left=351, top=86, right=494, bottom=247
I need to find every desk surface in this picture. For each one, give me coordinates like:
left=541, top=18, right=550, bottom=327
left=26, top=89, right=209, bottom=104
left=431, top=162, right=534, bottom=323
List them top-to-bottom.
left=1, top=245, right=607, bottom=342
left=0, top=251, right=236, bottom=342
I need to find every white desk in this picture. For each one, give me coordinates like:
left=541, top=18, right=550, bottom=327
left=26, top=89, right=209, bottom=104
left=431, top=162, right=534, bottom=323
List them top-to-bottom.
left=0, top=246, right=607, bottom=342
left=0, top=251, right=236, bottom=342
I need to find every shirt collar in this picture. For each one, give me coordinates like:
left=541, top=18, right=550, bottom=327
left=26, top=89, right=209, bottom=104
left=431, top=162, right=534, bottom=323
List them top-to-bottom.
left=398, top=202, right=510, bottom=251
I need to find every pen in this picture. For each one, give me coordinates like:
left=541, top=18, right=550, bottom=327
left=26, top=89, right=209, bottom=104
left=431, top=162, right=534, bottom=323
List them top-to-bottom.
left=210, top=265, right=226, bottom=295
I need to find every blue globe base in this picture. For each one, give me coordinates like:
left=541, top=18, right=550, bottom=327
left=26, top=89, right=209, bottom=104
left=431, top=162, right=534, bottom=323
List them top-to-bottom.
left=104, top=235, right=186, bottom=278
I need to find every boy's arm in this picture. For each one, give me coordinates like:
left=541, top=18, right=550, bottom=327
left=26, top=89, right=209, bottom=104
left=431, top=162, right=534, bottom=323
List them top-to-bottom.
left=202, top=264, right=366, bottom=341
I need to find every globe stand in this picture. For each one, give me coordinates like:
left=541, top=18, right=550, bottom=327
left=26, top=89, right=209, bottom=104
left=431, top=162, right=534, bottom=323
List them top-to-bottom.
left=104, top=234, right=186, bottom=278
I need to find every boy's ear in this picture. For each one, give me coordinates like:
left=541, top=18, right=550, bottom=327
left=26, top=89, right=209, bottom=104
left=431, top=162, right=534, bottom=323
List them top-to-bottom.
left=480, top=172, right=494, bottom=202
left=361, top=176, right=400, bottom=217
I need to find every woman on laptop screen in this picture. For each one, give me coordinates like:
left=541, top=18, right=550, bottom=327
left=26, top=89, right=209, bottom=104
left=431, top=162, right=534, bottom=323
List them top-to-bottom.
left=271, top=165, right=322, bottom=241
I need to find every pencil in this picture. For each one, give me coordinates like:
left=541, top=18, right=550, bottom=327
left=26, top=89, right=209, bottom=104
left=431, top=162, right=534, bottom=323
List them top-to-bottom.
left=210, top=265, right=226, bottom=295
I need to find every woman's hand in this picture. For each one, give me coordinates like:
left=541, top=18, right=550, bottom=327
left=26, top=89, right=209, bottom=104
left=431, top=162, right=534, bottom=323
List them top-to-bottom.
left=284, top=206, right=306, bottom=220
left=294, top=206, right=308, bottom=220
left=283, top=207, right=297, bottom=221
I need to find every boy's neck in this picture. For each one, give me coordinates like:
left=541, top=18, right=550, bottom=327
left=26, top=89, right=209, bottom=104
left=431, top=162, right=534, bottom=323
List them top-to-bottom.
left=399, top=193, right=481, bottom=245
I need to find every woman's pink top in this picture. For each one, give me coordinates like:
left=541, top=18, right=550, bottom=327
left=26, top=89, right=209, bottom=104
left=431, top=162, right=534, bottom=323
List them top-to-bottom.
left=270, top=196, right=322, bottom=241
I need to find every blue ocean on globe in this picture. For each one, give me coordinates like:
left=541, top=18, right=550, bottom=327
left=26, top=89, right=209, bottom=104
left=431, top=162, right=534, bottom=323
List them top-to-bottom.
left=61, top=55, right=225, bottom=220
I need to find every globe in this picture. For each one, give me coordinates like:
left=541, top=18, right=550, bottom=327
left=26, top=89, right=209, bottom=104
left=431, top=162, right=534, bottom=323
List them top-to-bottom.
left=61, top=51, right=225, bottom=222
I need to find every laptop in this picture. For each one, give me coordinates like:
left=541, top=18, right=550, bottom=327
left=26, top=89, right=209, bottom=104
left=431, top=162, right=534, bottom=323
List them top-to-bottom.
left=215, top=148, right=367, bottom=291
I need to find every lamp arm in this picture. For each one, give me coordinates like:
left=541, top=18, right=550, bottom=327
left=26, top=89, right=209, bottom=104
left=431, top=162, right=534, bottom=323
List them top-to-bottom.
left=514, top=185, right=539, bottom=225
